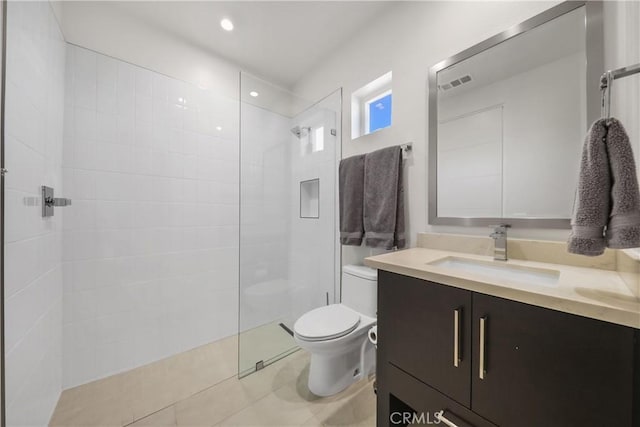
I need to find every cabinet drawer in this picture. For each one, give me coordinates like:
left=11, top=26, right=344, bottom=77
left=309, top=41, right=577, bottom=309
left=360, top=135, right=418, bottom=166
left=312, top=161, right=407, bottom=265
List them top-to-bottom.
left=379, top=271, right=472, bottom=406
left=386, top=363, right=497, bottom=427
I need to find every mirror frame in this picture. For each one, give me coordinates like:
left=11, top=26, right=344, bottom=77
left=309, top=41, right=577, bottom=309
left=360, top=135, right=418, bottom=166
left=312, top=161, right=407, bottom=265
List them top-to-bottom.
left=428, top=1, right=603, bottom=228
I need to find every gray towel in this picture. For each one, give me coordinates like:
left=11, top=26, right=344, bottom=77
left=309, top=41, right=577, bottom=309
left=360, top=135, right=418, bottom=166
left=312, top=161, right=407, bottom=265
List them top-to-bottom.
left=568, top=118, right=640, bottom=256
left=568, top=119, right=610, bottom=256
left=604, top=119, right=640, bottom=249
left=363, top=146, right=405, bottom=249
left=339, top=155, right=365, bottom=245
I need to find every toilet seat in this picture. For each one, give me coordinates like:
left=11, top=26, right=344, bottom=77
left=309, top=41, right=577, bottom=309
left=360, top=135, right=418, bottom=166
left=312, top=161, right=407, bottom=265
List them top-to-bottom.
left=294, top=305, right=360, bottom=341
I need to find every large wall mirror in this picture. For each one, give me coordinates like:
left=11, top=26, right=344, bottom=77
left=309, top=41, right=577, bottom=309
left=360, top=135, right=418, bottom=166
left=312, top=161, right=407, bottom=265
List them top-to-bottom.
left=428, top=2, right=603, bottom=228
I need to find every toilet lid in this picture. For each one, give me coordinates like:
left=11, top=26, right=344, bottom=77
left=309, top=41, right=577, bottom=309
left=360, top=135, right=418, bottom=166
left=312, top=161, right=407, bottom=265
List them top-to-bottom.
left=294, top=305, right=360, bottom=341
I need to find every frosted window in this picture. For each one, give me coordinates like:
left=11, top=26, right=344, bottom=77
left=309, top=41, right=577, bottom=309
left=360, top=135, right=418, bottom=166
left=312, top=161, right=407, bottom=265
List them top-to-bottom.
left=368, top=93, right=392, bottom=133
left=313, top=127, right=324, bottom=152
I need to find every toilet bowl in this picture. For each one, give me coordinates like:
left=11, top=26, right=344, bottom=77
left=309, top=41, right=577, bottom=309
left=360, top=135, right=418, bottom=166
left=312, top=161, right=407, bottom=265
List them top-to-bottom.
left=293, top=265, right=377, bottom=396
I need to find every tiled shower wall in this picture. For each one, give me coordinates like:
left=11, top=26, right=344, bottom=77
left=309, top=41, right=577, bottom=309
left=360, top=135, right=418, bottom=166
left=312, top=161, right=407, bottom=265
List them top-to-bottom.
left=4, top=1, right=66, bottom=425
left=61, top=45, right=239, bottom=387
left=238, top=99, right=340, bottom=333
left=287, top=104, right=339, bottom=323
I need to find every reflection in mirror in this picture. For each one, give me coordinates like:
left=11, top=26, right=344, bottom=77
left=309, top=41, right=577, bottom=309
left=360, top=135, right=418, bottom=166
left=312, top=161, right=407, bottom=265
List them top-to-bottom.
left=429, top=3, right=602, bottom=227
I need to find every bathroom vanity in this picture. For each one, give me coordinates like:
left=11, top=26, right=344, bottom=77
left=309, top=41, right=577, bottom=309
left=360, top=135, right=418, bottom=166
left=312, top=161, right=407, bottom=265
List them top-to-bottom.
left=366, top=248, right=640, bottom=427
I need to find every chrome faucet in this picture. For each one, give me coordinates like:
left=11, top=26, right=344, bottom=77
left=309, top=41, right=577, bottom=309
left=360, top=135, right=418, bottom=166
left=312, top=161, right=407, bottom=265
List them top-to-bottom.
left=490, top=225, right=510, bottom=261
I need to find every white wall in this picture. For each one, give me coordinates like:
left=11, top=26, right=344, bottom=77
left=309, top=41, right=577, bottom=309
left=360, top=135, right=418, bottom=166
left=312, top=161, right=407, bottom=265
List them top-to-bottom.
left=4, top=1, right=66, bottom=424
left=293, top=1, right=561, bottom=265
left=294, top=1, right=640, bottom=262
left=604, top=2, right=640, bottom=180
left=61, top=44, right=239, bottom=387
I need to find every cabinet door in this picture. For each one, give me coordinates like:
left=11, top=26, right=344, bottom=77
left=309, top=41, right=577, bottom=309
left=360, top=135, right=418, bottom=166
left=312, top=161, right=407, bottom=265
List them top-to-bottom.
left=378, top=271, right=472, bottom=406
left=472, top=293, right=635, bottom=427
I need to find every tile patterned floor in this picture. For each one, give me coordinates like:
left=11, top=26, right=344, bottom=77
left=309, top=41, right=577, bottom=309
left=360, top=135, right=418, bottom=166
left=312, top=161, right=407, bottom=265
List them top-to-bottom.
left=50, top=334, right=376, bottom=427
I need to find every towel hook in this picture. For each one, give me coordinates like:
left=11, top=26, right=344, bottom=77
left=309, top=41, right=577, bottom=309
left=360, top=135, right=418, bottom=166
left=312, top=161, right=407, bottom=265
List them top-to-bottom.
left=600, top=71, right=612, bottom=120
left=400, top=142, right=413, bottom=160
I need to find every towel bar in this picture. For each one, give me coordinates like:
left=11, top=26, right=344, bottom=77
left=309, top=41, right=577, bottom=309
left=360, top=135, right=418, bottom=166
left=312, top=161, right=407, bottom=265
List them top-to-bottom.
left=600, top=62, right=640, bottom=118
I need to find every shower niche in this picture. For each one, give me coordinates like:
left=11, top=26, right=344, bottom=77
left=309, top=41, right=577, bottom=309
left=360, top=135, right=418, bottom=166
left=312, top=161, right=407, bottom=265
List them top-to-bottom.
left=300, top=179, right=320, bottom=218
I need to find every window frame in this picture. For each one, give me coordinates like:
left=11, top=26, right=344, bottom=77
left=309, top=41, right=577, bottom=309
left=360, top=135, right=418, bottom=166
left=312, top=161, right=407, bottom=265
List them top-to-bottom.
left=351, top=71, right=393, bottom=140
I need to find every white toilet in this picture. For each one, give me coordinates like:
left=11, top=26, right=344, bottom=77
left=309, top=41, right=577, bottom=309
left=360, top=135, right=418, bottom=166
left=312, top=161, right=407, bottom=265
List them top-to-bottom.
left=293, top=265, right=377, bottom=397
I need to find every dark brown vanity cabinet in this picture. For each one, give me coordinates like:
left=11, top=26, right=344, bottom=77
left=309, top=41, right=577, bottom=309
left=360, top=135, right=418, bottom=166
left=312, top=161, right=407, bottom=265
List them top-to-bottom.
left=377, top=270, right=640, bottom=427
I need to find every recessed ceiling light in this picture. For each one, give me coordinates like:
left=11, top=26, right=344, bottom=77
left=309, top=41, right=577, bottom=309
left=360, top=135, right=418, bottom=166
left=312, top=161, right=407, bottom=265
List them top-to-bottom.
left=220, top=18, right=234, bottom=31
left=249, top=91, right=259, bottom=97
left=216, top=126, right=223, bottom=131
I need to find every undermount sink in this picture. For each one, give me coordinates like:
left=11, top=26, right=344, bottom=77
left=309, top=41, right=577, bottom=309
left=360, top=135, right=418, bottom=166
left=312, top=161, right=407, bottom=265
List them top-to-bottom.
left=427, top=256, right=560, bottom=287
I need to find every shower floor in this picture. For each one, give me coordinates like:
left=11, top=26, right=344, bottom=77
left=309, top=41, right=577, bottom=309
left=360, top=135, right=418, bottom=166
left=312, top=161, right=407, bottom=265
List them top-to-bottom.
left=239, top=320, right=298, bottom=377
left=50, top=329, right=375, bottom=426
left=50, top=334, right=239, bottom=426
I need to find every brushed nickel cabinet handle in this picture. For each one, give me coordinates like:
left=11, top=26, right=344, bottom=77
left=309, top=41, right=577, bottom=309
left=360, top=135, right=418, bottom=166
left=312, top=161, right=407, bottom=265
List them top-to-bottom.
left=453, top=308, right=461, bottom=367
left=479, top=316, right=487, bottom=380
left=435, top=411, right=461, bottom=427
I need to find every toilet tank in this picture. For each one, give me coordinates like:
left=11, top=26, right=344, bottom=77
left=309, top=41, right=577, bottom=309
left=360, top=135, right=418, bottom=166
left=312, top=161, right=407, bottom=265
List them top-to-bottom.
left=341, top=265, right=377, bottom=317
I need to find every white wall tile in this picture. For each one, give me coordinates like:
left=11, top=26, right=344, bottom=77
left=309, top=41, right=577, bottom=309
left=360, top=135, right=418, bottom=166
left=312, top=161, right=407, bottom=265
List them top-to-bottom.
left=62, top=45, right=240, bottom=389
left=73, top=45, right=97, bottom=82
left=97, top=55, right=117, bottom=88
left=135, top=67, right=153, bottom=97
left=152, top=73, right=169, bottom=101
left=74, top=74, right=97, bottom=111
left=97, top=83, right=117, bottom=113
left=135, top=94, right=152, bottom=123
left=152, top=99, right=169, bottom=127
left=168, top=103, right=184, bottom=130
left=74, top=107, right=97, bottom=143
left=96, top=112, right=117, bottom=142
left=5, top=136, right=43, bottom=193
left=95, top=201, right=132, bottom=229
left=72, top=260, right=97, bottom=292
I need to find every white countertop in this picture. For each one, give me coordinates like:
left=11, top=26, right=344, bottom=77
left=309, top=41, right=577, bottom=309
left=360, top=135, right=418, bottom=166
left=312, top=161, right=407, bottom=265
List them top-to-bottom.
left=365, top=248, right=640, bottom=329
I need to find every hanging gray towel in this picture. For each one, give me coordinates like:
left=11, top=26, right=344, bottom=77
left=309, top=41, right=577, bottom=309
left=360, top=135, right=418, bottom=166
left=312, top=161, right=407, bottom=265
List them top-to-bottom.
left=568, top=118, right=640, bottom=256
left=568, top=119, right=610, bottom=256
left=604, top=119, right=640, bottom=249
left=363, top=146, right=405, bottom=249
left=339, top=154, right=366, bottom=245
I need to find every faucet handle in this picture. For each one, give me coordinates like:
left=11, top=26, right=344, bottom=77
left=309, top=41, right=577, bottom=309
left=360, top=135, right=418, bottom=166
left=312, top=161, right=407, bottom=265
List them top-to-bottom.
left=489, top=224, right=510, bottom=237
left=490, top=224, right=510, bottom=261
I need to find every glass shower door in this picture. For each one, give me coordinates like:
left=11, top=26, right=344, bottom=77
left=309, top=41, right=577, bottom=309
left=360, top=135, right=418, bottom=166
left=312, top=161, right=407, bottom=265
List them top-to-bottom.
left=238, top=73, right=341, bottom=377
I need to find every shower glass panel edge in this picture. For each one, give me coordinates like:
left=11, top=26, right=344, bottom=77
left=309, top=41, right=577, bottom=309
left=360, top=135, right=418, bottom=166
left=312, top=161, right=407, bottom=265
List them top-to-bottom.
left=0, top=1, right=5, bottom=423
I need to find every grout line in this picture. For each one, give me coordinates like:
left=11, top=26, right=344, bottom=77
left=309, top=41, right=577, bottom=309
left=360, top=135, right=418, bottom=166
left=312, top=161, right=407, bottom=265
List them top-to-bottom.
left=122, top=403, right=177, bottom=427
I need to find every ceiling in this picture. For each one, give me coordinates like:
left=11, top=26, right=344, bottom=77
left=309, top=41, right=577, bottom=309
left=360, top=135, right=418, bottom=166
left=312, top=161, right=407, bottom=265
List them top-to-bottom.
left=66, top=1, right=393, bottom=88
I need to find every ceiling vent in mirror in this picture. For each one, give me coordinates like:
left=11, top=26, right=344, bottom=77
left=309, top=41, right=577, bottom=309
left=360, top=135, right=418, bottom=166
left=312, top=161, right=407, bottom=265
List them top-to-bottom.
left=439, top=74, right=473, bottom=91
